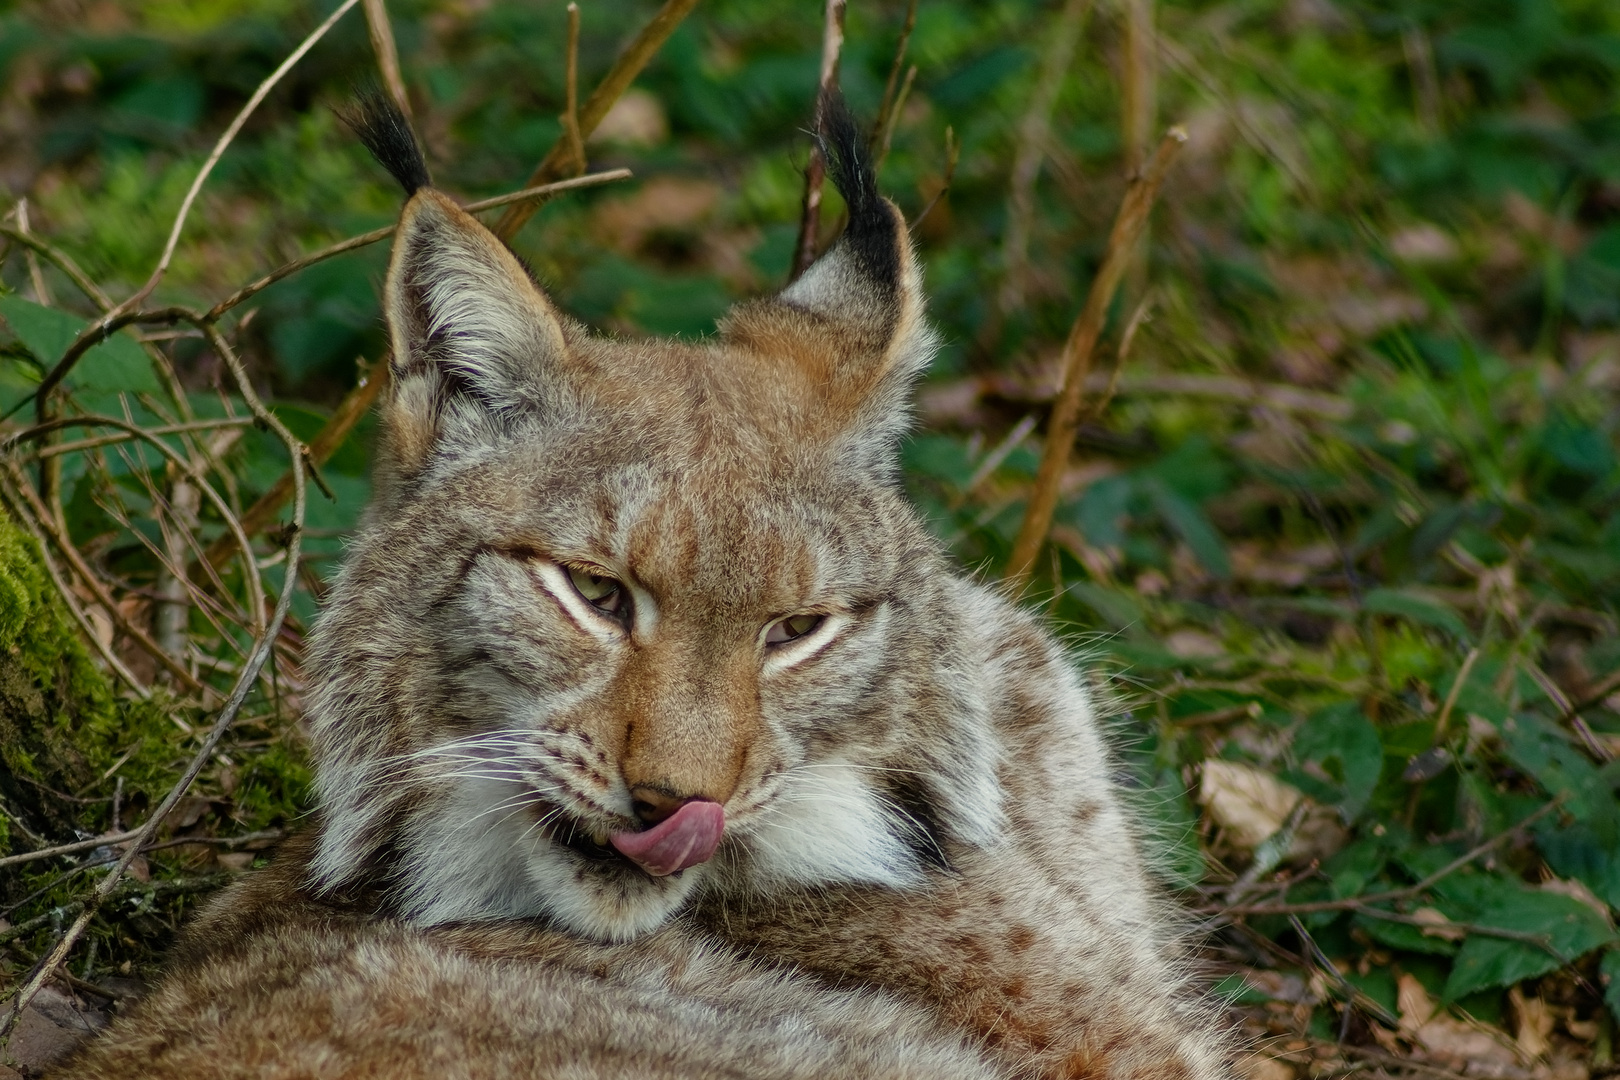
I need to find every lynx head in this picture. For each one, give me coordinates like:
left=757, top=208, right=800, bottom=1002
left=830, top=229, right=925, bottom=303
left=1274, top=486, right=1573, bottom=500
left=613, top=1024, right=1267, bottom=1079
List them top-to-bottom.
left=306, top=91, right=1003, bottom=941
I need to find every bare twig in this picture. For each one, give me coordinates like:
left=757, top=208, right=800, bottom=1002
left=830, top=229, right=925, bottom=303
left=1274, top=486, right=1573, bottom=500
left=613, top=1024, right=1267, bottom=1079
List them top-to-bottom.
left=26, top=0, right=362, bottom=420
left=114, top=0, right=363, bottom=317
left=361, top=0, right=412, bottom=122
left=493, top=0, right=702, bottom=240
left=790, top=0, right=847, bottom=281
left=872, top=0, right=918, bottom=157
left=996, top=0, right=1092, bottom=315
left=1120, top=0, right=1157, bottom=306
left=561, top=4, right=586, bottom=175
left=875, top=65, right=916, bottom=172
left=910, top=127, right=959, bottom=229
left=1005, top=127, right=1186, bottom=586
left=203, top=170, right=630, bottom=321
left=15, top=200, right=53, bottom=307
left=0, top=227, right=114, bottom=312
left=0, top=322, right=310, bottom=1045
left=10, top=414, right=266, bottom=633
left=30, top=417, right=256, bottom=459
left=2, top=460, right=209, bottom=696
left=0, top=478, right=150, bottom=699
left=1527, top=662, right=1613, bottom=762
left=1214, top=798, right=1563, bottom=917
left=0, top=830, right=141, bottom=871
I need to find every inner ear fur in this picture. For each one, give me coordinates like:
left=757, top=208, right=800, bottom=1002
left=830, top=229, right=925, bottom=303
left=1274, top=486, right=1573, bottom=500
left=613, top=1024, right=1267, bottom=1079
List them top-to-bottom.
left=719, top=92, right=930, bottom=416
left=382, top=189, right=570, bottom=473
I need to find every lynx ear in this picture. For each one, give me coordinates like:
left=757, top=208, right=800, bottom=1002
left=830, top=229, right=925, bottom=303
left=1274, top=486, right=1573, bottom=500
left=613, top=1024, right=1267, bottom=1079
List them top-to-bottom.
left=346, top=90, right=570, bottom=475
left=720, top=91, right=935, bottom=474
left=381, top=190, right=570, bottom=472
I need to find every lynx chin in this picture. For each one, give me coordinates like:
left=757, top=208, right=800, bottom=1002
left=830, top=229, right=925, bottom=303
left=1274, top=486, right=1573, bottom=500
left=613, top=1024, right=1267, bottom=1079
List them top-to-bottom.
left=57, top=90, right=1233, bottom=1080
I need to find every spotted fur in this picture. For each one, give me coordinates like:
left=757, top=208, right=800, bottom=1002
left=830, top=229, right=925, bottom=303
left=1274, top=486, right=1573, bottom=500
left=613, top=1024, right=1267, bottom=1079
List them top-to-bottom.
left=54, top=91, right=1232, bottom=1080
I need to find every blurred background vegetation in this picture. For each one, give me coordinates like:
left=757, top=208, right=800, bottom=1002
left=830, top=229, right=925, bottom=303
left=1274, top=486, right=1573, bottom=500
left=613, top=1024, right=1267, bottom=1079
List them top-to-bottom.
left=1, top=0, right=1618, bottom=1075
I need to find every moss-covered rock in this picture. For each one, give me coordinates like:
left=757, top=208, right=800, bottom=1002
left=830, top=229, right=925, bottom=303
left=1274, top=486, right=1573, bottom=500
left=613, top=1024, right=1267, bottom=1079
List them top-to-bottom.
left=0, top=510, right=179, bottom=849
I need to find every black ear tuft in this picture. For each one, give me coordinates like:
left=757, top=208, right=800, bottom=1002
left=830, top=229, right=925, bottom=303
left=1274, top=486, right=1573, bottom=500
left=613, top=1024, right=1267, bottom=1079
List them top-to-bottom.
left=816, top=88, right=899, bottom=290
left=338, top=89, right=431, bottom=197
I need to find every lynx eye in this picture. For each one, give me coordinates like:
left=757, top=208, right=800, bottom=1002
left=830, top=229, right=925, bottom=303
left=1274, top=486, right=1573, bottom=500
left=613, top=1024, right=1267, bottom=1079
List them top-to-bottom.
left=566, top=566, right=626, bottom=616
left=765, top=613, right=823, bottom=646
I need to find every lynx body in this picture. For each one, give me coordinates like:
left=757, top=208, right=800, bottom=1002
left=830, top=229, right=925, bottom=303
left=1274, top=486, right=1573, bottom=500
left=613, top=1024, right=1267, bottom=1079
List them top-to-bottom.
left=55, top=96, right=1229, bottom=1080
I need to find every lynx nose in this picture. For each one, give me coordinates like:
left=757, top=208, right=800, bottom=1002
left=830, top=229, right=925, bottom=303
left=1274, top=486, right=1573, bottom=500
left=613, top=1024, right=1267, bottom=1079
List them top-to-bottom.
left=630, top=786, right=690, bottom=825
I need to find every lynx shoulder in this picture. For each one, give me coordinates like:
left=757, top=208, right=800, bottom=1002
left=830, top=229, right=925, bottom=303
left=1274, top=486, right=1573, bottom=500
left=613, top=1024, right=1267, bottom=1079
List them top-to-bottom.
left=55, top=91, right=1231, bottom=1080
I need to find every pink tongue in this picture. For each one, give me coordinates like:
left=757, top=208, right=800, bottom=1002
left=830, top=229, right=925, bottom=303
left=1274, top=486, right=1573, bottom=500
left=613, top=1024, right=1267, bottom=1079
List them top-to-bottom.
left=610, top=800, right=724, bottom=877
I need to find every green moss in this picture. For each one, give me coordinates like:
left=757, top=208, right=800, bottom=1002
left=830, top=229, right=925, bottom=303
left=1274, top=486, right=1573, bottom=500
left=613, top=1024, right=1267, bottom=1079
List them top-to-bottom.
left=0, top=510, right=184, bottom=848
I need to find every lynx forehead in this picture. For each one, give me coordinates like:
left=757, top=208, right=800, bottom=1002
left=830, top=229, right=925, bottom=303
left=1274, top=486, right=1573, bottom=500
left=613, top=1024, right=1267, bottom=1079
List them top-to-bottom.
left=304, top=94, right=1002, bottom=941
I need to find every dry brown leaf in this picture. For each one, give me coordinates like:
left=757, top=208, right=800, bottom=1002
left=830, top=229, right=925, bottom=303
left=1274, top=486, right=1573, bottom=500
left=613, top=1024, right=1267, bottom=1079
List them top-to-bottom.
left=1198, top=759, right=1345, bottom=860
left=1538, top=877, right=1614, bottom=926
left=1411, top=906, right=1467, bottom=942
left=1398, top=974, right=1528, bottom=1078
left=1509, top=986, right=1553, bottom=1059
left=1237, top=1054, right=1295, bottom=1080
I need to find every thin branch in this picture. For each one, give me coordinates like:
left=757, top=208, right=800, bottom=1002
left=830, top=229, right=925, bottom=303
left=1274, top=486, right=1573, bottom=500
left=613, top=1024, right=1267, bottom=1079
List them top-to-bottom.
left=116, top=0, right=363, bottom=317
left=361, top=0, right=412, bottom=122
left=493, top=0, right=702, bottom=240
left=790, top=0, right=847, bottom=281
left=872, top=0, right=919, bottom=155
left=561, top=4, right=586, bottom=175
left=875, top=65, right=916, bottom=172
left=909, top=126, right=959, bottom=229
left=1005, top=127, right=1186, bottom=586
left=203, top=170, right=630, bottom=322
left=15, top=200, right=53, bottom=308
left=0, top=227, right=113, bottom=312
left=0, top=322, right=309, bottom=1046
left=8, top=414, right=265, bottom=634
left=31, top=417, right=256, bottom=460
left=1, top=460, right=209, bottom=696
left=0, top=478, right=150, bottom=699
left=1429, top=647, right=1479, bottom=748
left=1526, top=661, right=1613, bottom=762
left=1213, top=798, right=1563, bottom=917
left=0, top=830, right=141, bottom=871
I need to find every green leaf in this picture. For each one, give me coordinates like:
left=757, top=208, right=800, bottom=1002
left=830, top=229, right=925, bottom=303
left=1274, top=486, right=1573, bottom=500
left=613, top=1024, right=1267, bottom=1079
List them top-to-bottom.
left=0, top=296, right=161, bottom=395
left=1146, top=481, right=1231, bottom=579
left=1362, top=587, right=1471, bottom=641
left=1288, top=702, right=1383, bottom=819
left=1442, top=884, right=1616, bottom=1000
left=1354, top=911, right=1459, bottom=956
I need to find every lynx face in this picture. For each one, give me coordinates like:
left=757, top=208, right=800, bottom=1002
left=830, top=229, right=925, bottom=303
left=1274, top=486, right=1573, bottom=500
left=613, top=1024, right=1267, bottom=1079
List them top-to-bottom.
left=305, top=101, right=1004, bottom=941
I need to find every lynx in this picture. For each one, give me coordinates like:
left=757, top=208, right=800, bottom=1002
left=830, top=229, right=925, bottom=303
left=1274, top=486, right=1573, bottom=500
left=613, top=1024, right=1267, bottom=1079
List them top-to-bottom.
left=55, top=92, right=1230, bottom=1080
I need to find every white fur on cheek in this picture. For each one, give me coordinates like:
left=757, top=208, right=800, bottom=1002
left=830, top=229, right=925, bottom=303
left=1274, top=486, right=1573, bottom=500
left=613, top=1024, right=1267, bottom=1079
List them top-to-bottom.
left=742, top=762, right=924, bottom=890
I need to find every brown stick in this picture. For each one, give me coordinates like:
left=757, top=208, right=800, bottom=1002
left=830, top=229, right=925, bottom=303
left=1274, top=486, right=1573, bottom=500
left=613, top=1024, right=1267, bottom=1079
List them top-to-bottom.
left=361, top=0, right=412, bottom=123
left=493, top=0, right=702, bottom=241
left=790, top=0, right=847, bottom=281
left=872, top=0, right=919, bottom=155
left=1120, top=0, right=1156, bottom=305
left=207, top=1, right=699, bottom=553
left=561, top=4, right=586, bottom=176
left=1004, top=127, right=1186, bottom=587
left=204, top=170, right=630, bottom=322
left=0, top=305, right=311, bottom=1042
left=199, top=361, right=387, bottom=574
left=2, top=460, right=208, bottom=696
left=1213, top=798, right=1562, bottom=917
